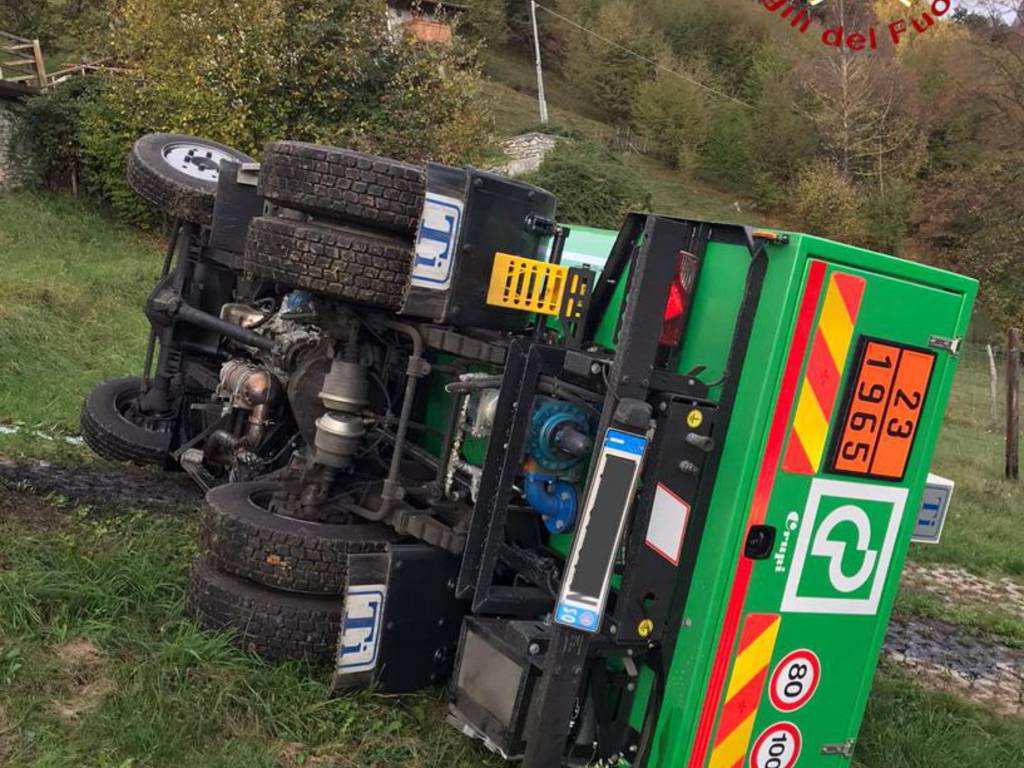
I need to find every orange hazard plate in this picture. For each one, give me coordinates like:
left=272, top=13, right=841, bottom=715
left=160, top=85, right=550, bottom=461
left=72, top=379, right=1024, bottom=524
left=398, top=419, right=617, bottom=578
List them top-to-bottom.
left=828, top=338, right=936, bottom=481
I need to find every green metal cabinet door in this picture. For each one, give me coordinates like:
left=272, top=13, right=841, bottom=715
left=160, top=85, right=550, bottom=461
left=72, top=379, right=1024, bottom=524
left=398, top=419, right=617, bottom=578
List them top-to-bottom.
left=652, top=249, right=974, bottom=768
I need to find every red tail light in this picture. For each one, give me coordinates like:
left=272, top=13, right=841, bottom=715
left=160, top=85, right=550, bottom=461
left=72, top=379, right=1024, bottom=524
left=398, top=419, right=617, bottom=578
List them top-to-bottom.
left=659, top=250, right=699, bottom=347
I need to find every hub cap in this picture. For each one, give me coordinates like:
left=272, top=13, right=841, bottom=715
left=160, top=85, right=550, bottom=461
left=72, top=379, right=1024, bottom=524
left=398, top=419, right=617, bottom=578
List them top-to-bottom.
left=162, top=142, right=235, bottom=182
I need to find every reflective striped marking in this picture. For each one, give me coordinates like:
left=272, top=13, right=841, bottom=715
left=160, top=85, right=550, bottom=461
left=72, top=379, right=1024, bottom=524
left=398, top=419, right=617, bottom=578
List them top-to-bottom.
left=782, top=271, right=865, bottom=474
left=708, top=614, right=781, bottom=768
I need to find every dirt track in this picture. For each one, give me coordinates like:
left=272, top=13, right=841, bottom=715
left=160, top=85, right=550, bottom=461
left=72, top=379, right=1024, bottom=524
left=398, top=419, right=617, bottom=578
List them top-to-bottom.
left=0, top=457, right=199, bottom=513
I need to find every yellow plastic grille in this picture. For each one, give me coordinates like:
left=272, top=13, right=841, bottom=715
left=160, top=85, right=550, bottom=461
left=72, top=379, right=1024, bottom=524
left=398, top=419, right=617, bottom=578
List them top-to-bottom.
left=487, top=253, right=568, bottom=316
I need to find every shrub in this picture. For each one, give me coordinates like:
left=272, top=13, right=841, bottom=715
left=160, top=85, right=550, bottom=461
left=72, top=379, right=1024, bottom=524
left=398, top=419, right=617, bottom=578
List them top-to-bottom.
left=75, top=0, right=493, bottom=223
left=461, top=0, right=507, bottom=45
left=563, top=0, right=660, bottom=124
left=631, top=61, right=711, bottom=171
left=15, top=77, right=101, bottom=192
left=699, top=101, right=754, bottom=186
left=525, top=141, right=652, bottom=229
left=791, top=161, right=865, bottom=244
left=863, top=182, right=912, bottom=254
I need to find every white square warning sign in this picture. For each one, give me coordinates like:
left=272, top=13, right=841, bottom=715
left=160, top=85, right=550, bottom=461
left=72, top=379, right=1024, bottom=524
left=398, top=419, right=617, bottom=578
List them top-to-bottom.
left=645, top=483, right=690, bottom=566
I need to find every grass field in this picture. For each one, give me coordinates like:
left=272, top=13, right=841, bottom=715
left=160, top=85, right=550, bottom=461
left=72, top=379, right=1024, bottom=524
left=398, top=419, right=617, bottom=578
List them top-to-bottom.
left=0, top=192, right=159, bottom=461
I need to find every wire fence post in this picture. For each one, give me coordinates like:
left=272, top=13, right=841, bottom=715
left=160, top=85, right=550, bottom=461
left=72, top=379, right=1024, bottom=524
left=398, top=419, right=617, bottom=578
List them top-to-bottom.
left=1006, top=328, right=1020, bottom=480
left=987, top=343, right=999, bottom=427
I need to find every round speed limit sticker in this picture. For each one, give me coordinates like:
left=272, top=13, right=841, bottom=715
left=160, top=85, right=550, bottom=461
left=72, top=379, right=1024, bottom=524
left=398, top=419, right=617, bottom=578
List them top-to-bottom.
left=769, top=649, right=821, bottom=712
left=749, top=722, right=801, bottom=768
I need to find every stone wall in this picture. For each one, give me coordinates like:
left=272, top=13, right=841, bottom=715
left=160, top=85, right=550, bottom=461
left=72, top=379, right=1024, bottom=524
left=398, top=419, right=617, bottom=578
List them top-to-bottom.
left=0, top=100, right=24, bottom=193
left=498, top=132, right=561, bottom=177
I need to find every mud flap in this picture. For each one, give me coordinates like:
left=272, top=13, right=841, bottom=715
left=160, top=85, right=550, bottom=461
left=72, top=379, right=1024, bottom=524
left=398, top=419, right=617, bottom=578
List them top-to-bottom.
left=332, top=543, right=469, bottom=694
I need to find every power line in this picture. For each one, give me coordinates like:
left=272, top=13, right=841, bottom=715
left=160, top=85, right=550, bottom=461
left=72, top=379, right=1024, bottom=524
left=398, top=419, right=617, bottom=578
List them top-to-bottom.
left=532, top=2, right=754, bottom=109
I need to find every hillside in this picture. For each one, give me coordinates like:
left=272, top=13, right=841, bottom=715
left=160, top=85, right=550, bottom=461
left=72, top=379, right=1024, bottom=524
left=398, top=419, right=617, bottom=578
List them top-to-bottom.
left=482, top=44, right=770, bottom=227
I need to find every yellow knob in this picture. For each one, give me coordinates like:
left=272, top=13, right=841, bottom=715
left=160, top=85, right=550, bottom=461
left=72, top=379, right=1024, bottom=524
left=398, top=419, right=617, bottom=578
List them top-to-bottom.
left=637, top=619, right=654, bottom=638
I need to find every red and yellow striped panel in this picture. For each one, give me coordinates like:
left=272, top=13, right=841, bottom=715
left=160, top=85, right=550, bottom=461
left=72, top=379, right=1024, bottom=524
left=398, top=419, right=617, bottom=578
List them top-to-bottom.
left=782, top=271, right=865, bottom=474
left=707, top=614, right=781, bottom=768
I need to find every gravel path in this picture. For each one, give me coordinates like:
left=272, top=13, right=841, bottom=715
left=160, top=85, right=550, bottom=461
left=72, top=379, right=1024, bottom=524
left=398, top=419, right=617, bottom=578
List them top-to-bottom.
left=884, top=615, right=1024, bottom=717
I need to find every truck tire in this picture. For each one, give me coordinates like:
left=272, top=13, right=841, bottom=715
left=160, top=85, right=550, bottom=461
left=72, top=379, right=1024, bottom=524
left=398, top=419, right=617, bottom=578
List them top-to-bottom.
left=127, top=133, right=254, bottom=225
left=259, top=141, right=425, bottom=236
left=244, top=216, right=412, bottom=309
left=80, top=377, right=174, bottom=466
left=199, top=480, right=399, bottom=595
left=186, top=557, right=341, bottom=662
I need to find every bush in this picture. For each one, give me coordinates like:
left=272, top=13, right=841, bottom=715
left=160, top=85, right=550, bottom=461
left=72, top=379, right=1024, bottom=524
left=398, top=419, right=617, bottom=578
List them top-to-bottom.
left=0, top=0, right=57, bottom=43
left=74, top=0, right=493, bottom=224
left=461, top=0, right=507, bottom=45
left=563, top=0, right=660, bottom=124
left=631, top=61, right=711, bottom=171
left=15, top=77, right=101, bottom=192
left=699, top=101, right=754, bottom=186
left=525, top=141, right=652, bottom=229
left=791, top=161, right=865, bottom=244
left=863, top=182, right=912, bottom=254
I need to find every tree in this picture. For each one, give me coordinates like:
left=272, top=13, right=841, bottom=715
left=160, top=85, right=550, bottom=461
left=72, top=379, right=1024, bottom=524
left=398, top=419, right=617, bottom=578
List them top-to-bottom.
left=461, top=0, right=508, bottom=45
left=563, top=0, right=660, bottom=124
left=798, top=1, right=926, bottom=194
left=631, top=57, right=712, bottom=170
left=920, top=156, right=1024, bottom=329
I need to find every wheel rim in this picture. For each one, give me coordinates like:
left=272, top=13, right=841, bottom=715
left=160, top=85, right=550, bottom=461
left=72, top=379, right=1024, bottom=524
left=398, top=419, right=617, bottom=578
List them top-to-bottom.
left=161, top=142, right=235, bottom=182
left=114, top=385, right=171, bottom=434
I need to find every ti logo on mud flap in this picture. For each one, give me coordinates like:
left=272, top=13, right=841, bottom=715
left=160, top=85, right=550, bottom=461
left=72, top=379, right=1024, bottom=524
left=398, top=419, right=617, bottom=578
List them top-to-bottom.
left=411, top=193, right=463, bottom=290
left=782, top=479, right=908, bottom=615
left=338, top=584, right=385, bottom=673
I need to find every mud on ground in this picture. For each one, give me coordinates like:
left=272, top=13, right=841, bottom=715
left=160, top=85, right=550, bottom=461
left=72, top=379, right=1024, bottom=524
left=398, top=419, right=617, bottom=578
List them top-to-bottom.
left=0, top=458, right=199, bottom=513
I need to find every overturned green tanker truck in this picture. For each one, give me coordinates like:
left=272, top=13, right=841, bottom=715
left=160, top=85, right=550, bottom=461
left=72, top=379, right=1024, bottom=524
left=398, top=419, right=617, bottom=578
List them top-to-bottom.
left=83, top=136, right=975, bottom=767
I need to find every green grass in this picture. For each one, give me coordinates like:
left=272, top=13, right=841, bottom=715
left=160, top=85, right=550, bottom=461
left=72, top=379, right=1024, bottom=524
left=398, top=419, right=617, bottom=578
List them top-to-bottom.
left=483, top=43, right=613, bottom=133
left=0, top=191, right=160, bottom=460
left=910, top=346, right=1024, bottom=577
left=0, top=499, right=495, bottom=767
left=856, top=663, right=1024, bottom=768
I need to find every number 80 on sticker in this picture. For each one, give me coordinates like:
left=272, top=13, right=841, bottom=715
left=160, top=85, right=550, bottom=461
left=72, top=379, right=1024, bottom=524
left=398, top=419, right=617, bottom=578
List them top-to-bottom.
left=769, top=649, right=821, bottom=712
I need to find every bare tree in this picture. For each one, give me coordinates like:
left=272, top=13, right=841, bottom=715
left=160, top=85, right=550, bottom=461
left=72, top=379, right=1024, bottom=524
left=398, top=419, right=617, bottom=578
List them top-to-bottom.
left=798, top=0, right=925, bottom=192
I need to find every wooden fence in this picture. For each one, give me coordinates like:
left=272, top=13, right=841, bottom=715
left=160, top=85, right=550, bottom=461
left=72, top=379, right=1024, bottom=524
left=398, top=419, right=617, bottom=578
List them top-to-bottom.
left=0, top=31, right=47, bottom=92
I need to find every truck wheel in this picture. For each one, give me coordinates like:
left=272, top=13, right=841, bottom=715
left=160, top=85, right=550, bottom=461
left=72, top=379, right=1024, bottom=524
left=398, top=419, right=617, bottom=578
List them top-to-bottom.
left=127, top=133, right=254, bottom=225
left=259, top=141, right=425, bottom=236
left=244, top=216, right=411, bottom=309
left=80, top=377, right=174, bottom=466
left=199, top=480, right=399, bottom=595
left=186, top=557, right=340, bottom=663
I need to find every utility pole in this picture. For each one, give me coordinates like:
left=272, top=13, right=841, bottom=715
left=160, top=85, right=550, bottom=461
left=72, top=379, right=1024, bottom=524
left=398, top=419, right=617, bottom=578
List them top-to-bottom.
left=529, top=1, right=549, bottom=125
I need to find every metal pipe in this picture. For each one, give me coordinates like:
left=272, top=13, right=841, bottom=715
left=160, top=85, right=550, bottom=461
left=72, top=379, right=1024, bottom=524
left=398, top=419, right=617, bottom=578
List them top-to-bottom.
left=142, top=222, right=181, bottom=391
left=175, top=302, right=274, bottom=351
left=374, top=319, right=427, bottom=518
